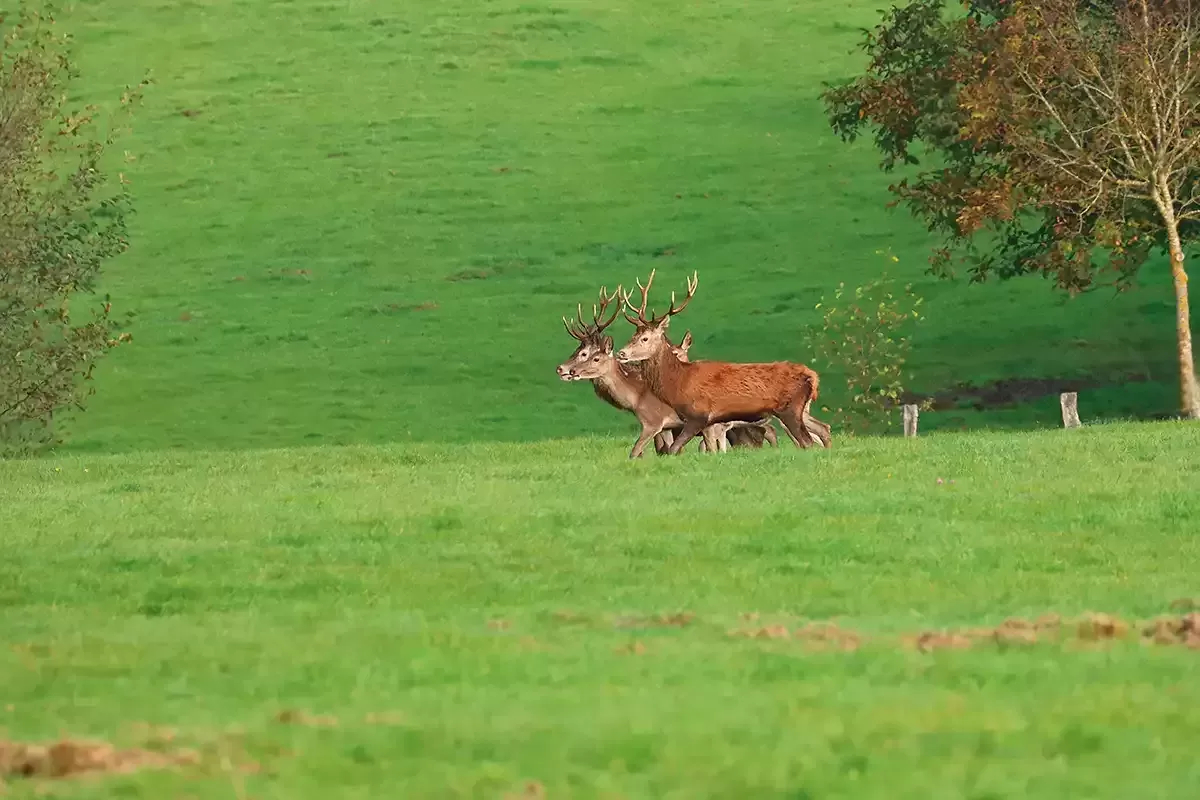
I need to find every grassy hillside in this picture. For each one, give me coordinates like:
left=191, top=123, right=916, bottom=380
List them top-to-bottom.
left=54, top=0, right=1187, bottom=454
left=3, top=425, right=1200, bottom=796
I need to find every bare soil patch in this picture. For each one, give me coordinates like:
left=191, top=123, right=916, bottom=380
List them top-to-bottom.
left=725, top=612, right=1200, bottom=652
left=0, top=738, right=197, bottom=782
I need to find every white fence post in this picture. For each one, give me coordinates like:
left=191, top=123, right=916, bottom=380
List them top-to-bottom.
left=1060, top=392, right=1081, bottom=428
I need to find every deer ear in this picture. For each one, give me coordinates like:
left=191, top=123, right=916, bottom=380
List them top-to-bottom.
left=657, top=315, right=671, bottom=331
left=680, top=330, right=692, bottom=349
left=602, top=336, right=613, bottom=354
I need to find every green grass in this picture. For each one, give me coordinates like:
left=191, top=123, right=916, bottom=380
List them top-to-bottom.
left=55, top=0, right=1189, bottom=454
left=8, top=1, right=1200, bottom=796
left=3, top=425, right=1200, bottom=796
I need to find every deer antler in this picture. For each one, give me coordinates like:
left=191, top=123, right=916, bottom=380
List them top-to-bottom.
left=622, top=268, right=656, bottom=325
left=621, top=269, right=697, bottom=325
left=664, top=271, right=698, bottom=319
left=563, top=285, right=624, bottom=341
left=593, top=285, right=622, bottom=333
left=562, top=314, right=588, bottom=342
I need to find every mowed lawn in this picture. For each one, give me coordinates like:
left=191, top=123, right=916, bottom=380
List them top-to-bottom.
left=57, top=0, right=1189, bottom=455
left=3, top=425, right=1200, bottom=797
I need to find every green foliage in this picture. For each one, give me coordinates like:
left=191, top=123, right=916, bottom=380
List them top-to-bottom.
left=819, top=0, right=1162, bottom=291
left=821, top=0, right=1200, bottom=418
left=0, top=5, right=148, bottom=455
left=813, top=259, right=927, bottom=434
left=3, top=427, right=1200, bottom=795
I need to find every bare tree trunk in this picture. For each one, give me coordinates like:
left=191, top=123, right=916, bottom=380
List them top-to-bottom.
left=1155, top=185, right=1200, bottom=419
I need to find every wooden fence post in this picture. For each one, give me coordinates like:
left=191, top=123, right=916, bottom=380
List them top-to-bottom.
left=1060, top=392, right=1081, bottom=428
left=902, top=404, right=919, bottom=437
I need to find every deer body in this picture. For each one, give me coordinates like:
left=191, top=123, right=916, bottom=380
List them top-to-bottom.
left=616, top=270, right=829, bottom=456
left=671, top=330, right=779, bottom=453
left=645, top=347, right=817, bottom=423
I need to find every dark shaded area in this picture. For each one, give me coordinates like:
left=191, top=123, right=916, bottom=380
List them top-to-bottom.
left=902, top=373, right=1153, bottom=412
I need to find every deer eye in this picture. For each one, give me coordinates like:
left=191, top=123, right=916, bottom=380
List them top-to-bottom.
left=641, top=336, right=649, bottom=342
left=578, top=351, right=588, bottom=359
left=592, top=356, right=600, bottom=362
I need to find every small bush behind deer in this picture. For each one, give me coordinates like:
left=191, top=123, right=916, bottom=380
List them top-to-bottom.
left=0, top=6, right=149, bottom=455
left=812, top=261, right=928, bottom=435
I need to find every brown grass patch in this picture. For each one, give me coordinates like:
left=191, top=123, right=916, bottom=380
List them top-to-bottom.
left=612, top=612, right=695, bottom=629
left=1076, top=612, right=1129, bottom=641
left=1141, top=613, right=1200, bottom=648
left=793, top=622, right=862, bottom=652
left=728, top=624, right=791, bottom=640
left=905, top=632, right=974, bottom=653
left=274, top=709, right=339, bottom=727
left=0, top=739, right=197, bottom=781
left=505, top=781, right=546, bottom=799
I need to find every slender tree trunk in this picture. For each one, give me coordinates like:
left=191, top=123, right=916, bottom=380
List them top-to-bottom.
left=1157, top=185, right=1200, bottom=419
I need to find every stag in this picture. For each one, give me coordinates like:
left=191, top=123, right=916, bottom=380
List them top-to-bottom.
left=616, top=270, right=830, bottom=456
left=556, top=286, right=683, bottom=457
left=669, top=330, right=779, bottom=452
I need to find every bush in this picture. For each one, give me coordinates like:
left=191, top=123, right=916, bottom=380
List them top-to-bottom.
left=0, top=6, right=149, bottom=455
left=813, top=261, right=927, bottom=435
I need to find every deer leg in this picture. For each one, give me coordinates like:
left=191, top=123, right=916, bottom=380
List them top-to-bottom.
left=801, top=401, right=831, bottom=448
left=775, top=407, right=818, bottom=449
left=803, top=414, right=831, bottom=449
left=666, top=418, right=707, bottom=456
left=760, top=420, right=779, bottom=447
left=630, top=421, right=664, bottom=459
left=717, top=424, right=730, bottom=453
left=700, top=425, right=722, bottom=454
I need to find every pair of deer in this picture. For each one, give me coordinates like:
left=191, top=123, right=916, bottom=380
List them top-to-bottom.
left=555, top=269, right=832, bottom=458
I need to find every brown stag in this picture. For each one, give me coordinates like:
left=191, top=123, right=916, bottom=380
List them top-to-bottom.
left=616, top=270, right=831, bottom=455
left=556, top=286, right=683, bottom=457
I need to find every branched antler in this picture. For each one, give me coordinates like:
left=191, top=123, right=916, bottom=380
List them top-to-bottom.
left=621, top=269, right=698, bottom=325
left=563, top=285, right=623, bottom=341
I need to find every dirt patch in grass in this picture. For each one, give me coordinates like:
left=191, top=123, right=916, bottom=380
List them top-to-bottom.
left=612, top=611, right=695, bottom=629
left=726, top=612, right=1200, bottom=652
left=275, top=709, right=340, bottom=727
left=0, top=739, right=198, bottom=781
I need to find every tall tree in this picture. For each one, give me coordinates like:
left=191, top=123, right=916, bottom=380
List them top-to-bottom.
left=823, top=0, right=1200, bottom=419
left=1, top=6, right=148, bottom=453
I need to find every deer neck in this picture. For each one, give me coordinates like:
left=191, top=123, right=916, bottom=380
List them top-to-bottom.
left=641, top=343, right=688, bottom=404
left=592, top=359, right=644, bottom=411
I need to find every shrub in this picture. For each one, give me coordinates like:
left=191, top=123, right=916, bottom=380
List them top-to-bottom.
left=0, top=6, right=149, bottom=455
left=813, top=261, right=927, bottom=435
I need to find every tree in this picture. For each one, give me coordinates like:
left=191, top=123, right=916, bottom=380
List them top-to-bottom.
left=822, top=0, right=1200, bottom=419
left=1, top=6, right=148, bottom=454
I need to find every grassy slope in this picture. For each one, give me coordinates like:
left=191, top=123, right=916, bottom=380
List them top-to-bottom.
left=60, top=0, right=1187, bottom=454
left=4, top=425, right=1200, bottom=797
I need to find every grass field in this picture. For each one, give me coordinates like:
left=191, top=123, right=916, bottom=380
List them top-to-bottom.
left=6, top=0, right=1200, bottom=796
left=52, top=0, right=1190, bottom=453
left=3, top=425, right=1200, bottom=796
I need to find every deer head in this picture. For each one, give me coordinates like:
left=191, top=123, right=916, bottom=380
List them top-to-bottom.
left=615, top=269, right=697, bottom=364
left=555, top=285, right=622, bottom=381
left=669, top=330, right=693, bottom=363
